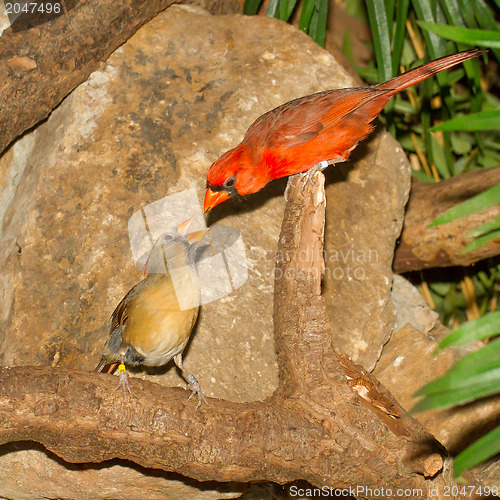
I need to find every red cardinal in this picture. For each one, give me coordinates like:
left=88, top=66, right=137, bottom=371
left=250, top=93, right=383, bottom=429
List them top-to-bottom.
left=204, top=48, right=483, bottom=212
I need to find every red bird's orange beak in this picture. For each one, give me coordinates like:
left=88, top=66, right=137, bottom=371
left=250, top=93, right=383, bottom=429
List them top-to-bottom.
left=204, top=188, right=230, bottom=213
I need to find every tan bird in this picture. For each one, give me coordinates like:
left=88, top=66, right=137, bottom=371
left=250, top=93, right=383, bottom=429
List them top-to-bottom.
left=95, top=218, right=208, bottom=407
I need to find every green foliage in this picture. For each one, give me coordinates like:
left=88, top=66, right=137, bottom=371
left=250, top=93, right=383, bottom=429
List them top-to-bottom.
left=243, top=0, right=329, bottom=46
left=243, top=0, right=262, bottom=15
left=308, top=0, right=328, bottom=47
left=358, top=0, right=500, bottom=478
left=359, top=0, right=497, bottom=182
left=366, top=0, right=394, bottom=82
left=418, top=21, right=500, bottom=51
left=431, top=110, right=500, bottom=132
left=428, top=174, right=500, bottom=254
left=430, top=183, right=500, bottom=226
left=463, top=217, right=500, bottom=253
left=425, top=263, right=500, bottom=326
left=437, top=310, right=500, bottom=348
left=412, top=312, right=500, bottom=476
left=413, top=336, right=500, bottom=412
left=454, top=426, right=500, bottom=477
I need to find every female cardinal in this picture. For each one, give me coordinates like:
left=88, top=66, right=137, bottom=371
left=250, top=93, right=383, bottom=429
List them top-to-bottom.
left=204, top=48, right=483, bottom=212
left=95, top=218, right=208, bottom=407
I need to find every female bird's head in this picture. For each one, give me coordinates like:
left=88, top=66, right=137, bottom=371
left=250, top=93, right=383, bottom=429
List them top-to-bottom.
left=204, top=143, right=270, bottom=212
left=143, top=218, right=207, bottom=275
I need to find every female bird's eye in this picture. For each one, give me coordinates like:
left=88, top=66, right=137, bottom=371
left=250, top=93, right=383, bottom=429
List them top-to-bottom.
left=223, top=177, right=235, bottom=189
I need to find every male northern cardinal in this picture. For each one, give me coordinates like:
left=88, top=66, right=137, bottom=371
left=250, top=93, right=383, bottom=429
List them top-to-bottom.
left=204, top=48, right=483, bottom=212
left=95, top=218, right=208, bottom=407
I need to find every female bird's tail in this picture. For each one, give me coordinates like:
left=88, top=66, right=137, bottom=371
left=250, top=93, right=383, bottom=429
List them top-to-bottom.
left=376, top=48, right=485, bottom=95
left=95, top=358, right=118, bottom=373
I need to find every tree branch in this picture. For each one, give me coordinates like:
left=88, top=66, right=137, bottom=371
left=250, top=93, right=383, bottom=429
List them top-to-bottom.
left=0, top=0, right=238, bottom=157
left=394, top=166, right=500, bottom=273
left=0, top=173, right=487, bottom=498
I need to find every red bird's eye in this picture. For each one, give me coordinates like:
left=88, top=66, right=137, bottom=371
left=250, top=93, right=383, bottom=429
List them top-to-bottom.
left=223, top=177, right=235, bottom=189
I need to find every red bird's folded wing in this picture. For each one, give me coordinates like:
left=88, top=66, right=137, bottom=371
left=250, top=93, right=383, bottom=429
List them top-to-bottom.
left=251, top=88, right=390, bottom=151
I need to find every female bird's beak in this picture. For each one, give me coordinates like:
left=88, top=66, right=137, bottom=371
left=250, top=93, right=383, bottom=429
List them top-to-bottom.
left=204, top=188, right=230, bottom=213
left=177, top=217, right=195, bottom=236
left=178, top=217, right=208, bottom=243
left=186, top=228, right=209, bottom=243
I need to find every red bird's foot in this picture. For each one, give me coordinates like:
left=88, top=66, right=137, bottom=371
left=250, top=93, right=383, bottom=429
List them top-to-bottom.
left=300, top=157, right=347, bottom=193
left=285, top=159, right=341, bottom=201
left=300, top=160, right=333, bottom=192
left=284, top=162, right=326, bottom=201
left=300, top=164, right=322, bottom=191
left=284, top=174, right=300, bottom=202
left=114, top=364, right=132, bottom=399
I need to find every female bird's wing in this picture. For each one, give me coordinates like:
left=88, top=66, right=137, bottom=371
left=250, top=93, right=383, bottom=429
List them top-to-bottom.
left=94, top=281, right=144, bottom=371
left=110, top=290, right=130, bottom=333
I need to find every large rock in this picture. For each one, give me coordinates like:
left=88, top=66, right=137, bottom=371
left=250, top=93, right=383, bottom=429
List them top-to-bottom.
left=1, top=5, right=290, bottom=400
left=323, top=130, right=410, bottom=370
left=0, top=442, right=243, bottom=500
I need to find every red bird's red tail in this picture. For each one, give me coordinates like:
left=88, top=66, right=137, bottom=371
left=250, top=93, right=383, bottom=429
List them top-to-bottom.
left=376, top=48, right=484, bottom=95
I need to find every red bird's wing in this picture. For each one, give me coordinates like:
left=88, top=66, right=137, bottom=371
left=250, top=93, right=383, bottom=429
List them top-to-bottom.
left=242, top=87, right=392, bottom=179
left=258, top=87, right=391, bottom=150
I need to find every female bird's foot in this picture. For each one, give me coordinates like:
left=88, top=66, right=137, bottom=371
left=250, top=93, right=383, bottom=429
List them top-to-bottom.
left=174, top=353, right=208, bottom=410
left=114, top=363, right=132, bottom=399
left=185, top=373, right=209, bottom=410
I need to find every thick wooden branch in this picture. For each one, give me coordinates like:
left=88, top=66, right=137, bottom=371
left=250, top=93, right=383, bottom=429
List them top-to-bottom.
left=0, top=0, right=237, bottom=157
left=394, top=166, right=500, bottom=273
left=0, top=172, right=486, bottom=498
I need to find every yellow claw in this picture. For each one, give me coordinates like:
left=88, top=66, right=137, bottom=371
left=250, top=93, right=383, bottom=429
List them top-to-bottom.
left=118, top=363, right=127, bottom=373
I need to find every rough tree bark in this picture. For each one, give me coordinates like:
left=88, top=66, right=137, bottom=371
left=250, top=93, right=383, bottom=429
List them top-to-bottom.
left=0, top=0, right=239, bottom=157
left=394, top=166, right=500, bottom=273
left=0, top=173, right=488, bottom=499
